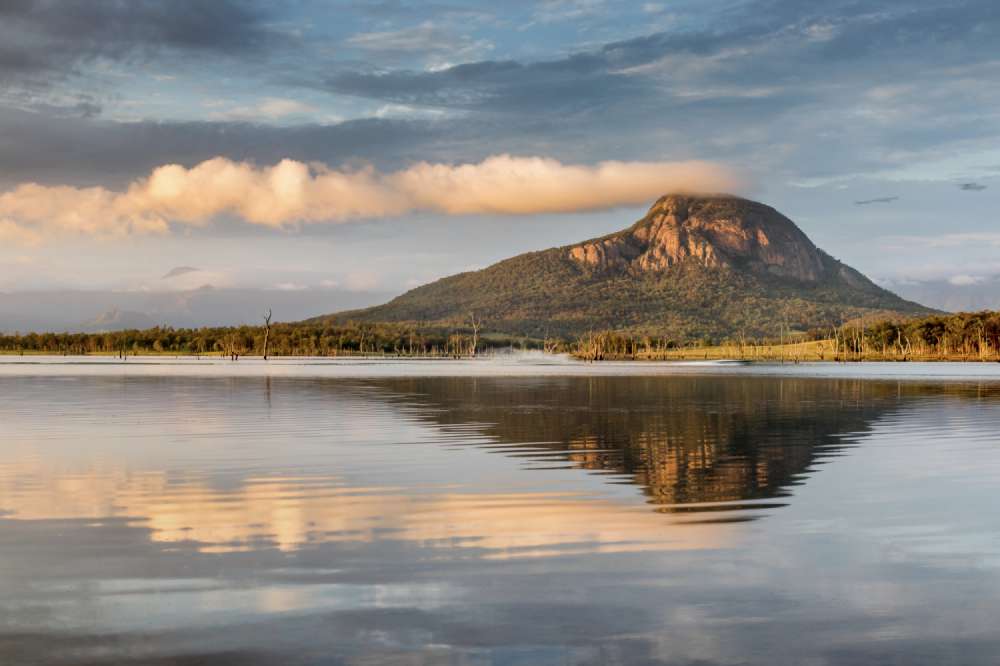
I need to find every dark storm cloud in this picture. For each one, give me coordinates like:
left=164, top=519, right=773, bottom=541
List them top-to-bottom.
left=0, top=0, right=277, bottom=80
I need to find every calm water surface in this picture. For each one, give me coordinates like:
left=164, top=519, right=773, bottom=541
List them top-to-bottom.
left=2, top=358, right=1000, bottom=664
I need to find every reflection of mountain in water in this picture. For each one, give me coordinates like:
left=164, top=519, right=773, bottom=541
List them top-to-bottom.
left=379, top=376, right=909, bottom=509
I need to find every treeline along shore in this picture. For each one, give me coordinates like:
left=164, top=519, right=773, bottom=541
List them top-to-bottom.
left=4, top=311, right=1000, bottom=362
left=574, top=311, right=1000, bottom=362
left=0, top=321, right=515, bottom=358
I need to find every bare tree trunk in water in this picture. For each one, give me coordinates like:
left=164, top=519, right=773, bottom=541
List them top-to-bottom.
left=263, top=308, right=272, bottom=360
left=469, top=312, right=483, bottom=356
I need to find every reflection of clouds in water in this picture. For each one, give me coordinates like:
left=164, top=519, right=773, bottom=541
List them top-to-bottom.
left=0, top=375, right=939, bottom=558
left=3, top=375, right=1000, bottom=665
left=5, top=376, right=799, bottom=557
left=0, top=461, right=735, bottom=556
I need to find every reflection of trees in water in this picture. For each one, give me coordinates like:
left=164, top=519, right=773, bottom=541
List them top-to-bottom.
left=377, top=377, right=966, bottom=508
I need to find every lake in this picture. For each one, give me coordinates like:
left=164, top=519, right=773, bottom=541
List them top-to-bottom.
left=2, top=357, right=1000, bottom=665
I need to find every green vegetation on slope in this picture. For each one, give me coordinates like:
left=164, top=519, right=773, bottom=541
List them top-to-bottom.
left=315, top=194, right=933, bottom=340
left=319, top=251, right=931, bottom=341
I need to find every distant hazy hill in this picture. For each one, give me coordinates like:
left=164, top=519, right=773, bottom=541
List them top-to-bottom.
left=319, top=195, right=933, bottom=340
left=888, top=276, right=1000, bottom=313
left=0, top=287, right=392, bottom=334
left=81, top=308, right=158, bottom=333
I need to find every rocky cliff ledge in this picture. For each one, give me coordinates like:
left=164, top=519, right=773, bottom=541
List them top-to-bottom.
left=568, top=194, right=828, bottom=282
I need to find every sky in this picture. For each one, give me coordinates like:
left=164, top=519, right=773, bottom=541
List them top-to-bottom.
left=0, top=0, right=999, bottom=319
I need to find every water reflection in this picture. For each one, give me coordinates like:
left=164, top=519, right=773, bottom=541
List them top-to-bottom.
left=1, top=374, right=999, bottom=665
left=381, top=377, right=936, bottom=508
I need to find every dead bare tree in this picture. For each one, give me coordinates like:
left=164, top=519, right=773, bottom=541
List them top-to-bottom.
left=262, top=308, right=272, bottom=360
left=468, top=312, right=483, bottom=356
left=224, top=330, right=241, bottom=361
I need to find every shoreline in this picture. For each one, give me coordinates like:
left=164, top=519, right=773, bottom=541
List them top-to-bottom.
left=4, top=349, right=1000, bottom=363
left=575, top=354, right=1000, bottom=363
left=5, top=356, right=1000, bottom=384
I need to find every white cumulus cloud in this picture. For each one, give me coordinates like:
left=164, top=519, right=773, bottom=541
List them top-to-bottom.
left=0, top=155, right=743, bottom=244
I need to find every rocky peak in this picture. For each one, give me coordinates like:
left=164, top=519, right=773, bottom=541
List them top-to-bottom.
left=568, top=194, right=829, bottom=282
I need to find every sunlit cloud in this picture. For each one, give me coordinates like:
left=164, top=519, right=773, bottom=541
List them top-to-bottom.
left=0, top=155, right=743, bottom=243
left=0, top=219, right=43, bottom=246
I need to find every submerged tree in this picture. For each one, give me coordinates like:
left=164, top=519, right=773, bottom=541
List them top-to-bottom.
left=262, top=308, right=272, bottom=360
left=468, top=312, right=483, bottom=356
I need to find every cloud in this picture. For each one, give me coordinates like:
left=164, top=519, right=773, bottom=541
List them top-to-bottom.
left=0, top=0, right=278, bottom=80
left=2, top=0, right=998, bottom=193
left=311, top=0, right=1000, bottom=182
left=528, top=0, right=610, bottom=25
left=0, top=1, right=289, bottom=124
left=326, top=2, right=997, bottom=113
left=346, top=21, right=493, bottom=67
left=324, top=49, right=647, bottom=114
left=210, top=97, right=319, bottom=121
left=0, top=108, right=450, bottom=187
left=0, top=155, right=742, bottom=242
left=958, top=182, right=987, bottom=191
left=854, top=196, right=899, bottom=205
left=0, top=219, right=42, bottom=246
left=886, top=232, right=1000, bottom=249
left=162, top=266, right=200, bottom=279
left=149, top=267, right=229, bottom=291
left=344, top=271, right=382, bottom=292
left=948, top=274, right=985, bottom=286
left=274, top=282, right=307, bottom=291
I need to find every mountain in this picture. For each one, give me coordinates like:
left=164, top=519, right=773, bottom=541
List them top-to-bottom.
left=321, top=195, right=934, bottom=340
left=81, top=308, right=159, bottom=333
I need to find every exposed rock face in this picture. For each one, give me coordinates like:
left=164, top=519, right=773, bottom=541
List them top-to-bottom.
left=568, top=195, right=828, bottom=282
